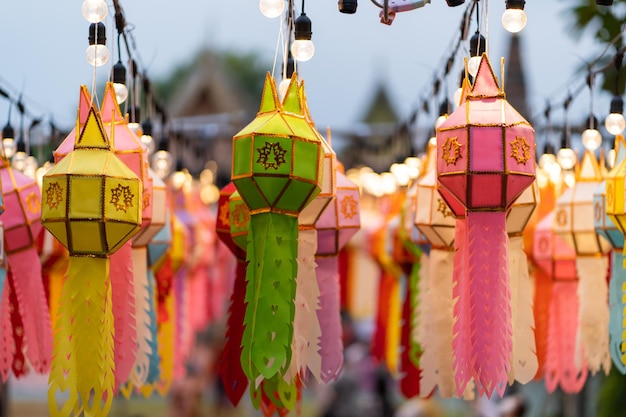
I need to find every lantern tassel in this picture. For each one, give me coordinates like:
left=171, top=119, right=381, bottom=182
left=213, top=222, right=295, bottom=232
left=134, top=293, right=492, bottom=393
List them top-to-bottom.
left=466, top=211, right=511, bottom=398
left=241, top=212, right=297, bottom=382
left=452, top=219, right=472, bottom=396
left=286, top=228, right=321, bottom=382
left=508, top=236, right=538, bottom=384
left=110, top=242, right=137, bottom=387
left=129, top=246, right=152, bottom=387
left=399, top=248, right=421, bottom=398
left=427, top=248, right=456, bottom=397
left=7, top=249, right=52, bottom=373
left=609, top=250, right=626, bottom=373
left=48, top=256, right=115, bottom=417
left=316, top=256, right=343, bottom=383
left=576, top=256, right=611, bottom=375
left=219, top=259, right=249, bottom=406
left=532, top=266, right=553, bottom=380
left=145, top=268, right=161, bottom=387
left=8, top=274, right=27, bottom=378
left=0, top=275, right=15, bottom=382
left=544, top=281, right=587, bottom=394
left=152, top=286, right=175, bottom=397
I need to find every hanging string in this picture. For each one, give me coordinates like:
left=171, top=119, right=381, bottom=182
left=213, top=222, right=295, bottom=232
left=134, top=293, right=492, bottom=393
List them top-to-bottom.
left=271, top=12, right=284, bottom=80
left=588, top=67, right=595, bottom=129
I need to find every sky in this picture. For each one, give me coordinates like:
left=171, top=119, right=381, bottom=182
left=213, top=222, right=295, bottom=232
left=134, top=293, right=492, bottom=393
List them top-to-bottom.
left=0, top=1, right=608, bottom=146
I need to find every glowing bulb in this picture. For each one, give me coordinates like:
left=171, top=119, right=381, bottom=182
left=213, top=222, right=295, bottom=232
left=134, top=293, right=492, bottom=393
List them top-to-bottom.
left=82, top=0, right=108, bottom=23
left=259, top=0, right=285, bottom=18
left=501, top=9, right=527, bottom=33
left=291, top=40, right=315, bottom=62
left=85, top=44, right=109, bottom=67
left=468, top=56, right=481, bottom=77
left=278, top=78, right=291, bottom=99
left=113, top=83, right=128, bottom=104
left=453, top=87, right=463, bottom=108
left=605, top=113, right=626, bottom=135
left=435, top=115, right=448, bottom=129
left=128, top=122, right=141, bottom=136
left=581, top=128, right=602, bottom=151
left=141, top=134, right=155, bottom=156
left=428, top=136, right=437, bottom=147
left=2, top=138, right=15, bottom=159
left=557, top=148, right=577, bottom=170
left=608, top=149, right=617, bottom=169
left=152, top=150, right=173, bottom=179
left=11, top=151, right=27, bottom=172
left=538, top=153, right=556, bottom=171
left=23, top=156, right=38, bottom=179
left=404, top=157, right=422, bottom=179
left=548, top=162, right=562, bottom=184
left=390, top=163, right=410, bottom=187
left=537, top=170, right=548, bottom=188
left=563, top=170, right=576, bottom=188
left=171, top=171, right=187, bottom=190
left=380, top=172, right=397, bottom=195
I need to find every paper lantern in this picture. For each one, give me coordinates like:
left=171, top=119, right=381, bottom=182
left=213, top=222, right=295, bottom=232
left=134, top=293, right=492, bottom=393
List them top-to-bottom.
left=436, top=54, right=535, bottom=397
left=231, top=73, right=323, bottom=391
left=43, top=105, right=142, bottom=416
left=0, top=147, right=51, bottom=378
left=553, top=150, right=611, bottom=375
left=505, top=181, right=539, bottom=385
left=216, top=182, right=245, bottom=259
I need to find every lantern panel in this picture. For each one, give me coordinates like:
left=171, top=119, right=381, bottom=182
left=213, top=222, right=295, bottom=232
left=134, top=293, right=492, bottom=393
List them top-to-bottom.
left=469, top=127, right=504, bottom=172
left=505, top=127, right=535, bottom=175
left=437, top=128, right=468, bottom=173
left=233, top=136, right=253, bottom=177
left=252, top=136, right=293, bottom=176
left=116, top=152, right=142, bottom=182
left=415, top=171, right=456, bottom=248
left=438, top=174, right=468, bottom=208
left=470, top=175, right=503, bottom=208
left=506, top=175, right=535, bottom=207
left=69, top=176, right=104, bottom=218
left=253, top=176, right=289, bottom=207
left=103, top=177, right=142, bottom=223
left=233, top=177, right=266, bottom=211
left=276, top=180, right=317, bottom=213
left=506, top=181, right=538, bottom=235
left=437, top=186, right=465, bottom=218
left=336, top=187, right=361, bottom=229
left=593, top=188, right=623, bottom=249
left=1, top=190, right=22, bottom=229
left=229, top=191, right=250, bottom=251
left=300, top=198, right=329, bottom=226
left=148, top=211, right=172, bottom=266
left=70, top=221, right=104, bottom=253
left=105, top=221, right=140, bottom=253
left=43, top=222, right=67, bottom=248
left=5, top=224, right=33, bottom=252
left=316, top=228, right=338, bottom=256
left=573, top=232, right=605, bottom=255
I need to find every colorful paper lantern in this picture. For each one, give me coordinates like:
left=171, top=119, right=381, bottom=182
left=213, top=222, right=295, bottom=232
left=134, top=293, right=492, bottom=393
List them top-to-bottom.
left=436, top=54, right=535, bottom=397
left=231, top=73, right=323, bottom=392
left=43, top=104, right=142, bottom=416
left=0, top=145, right=51, bottom=378
left=553, top=150, right=611, bottom=375
left=505, top=181, right=539, bottom=384
left=533, top=210, right=587, bottom=393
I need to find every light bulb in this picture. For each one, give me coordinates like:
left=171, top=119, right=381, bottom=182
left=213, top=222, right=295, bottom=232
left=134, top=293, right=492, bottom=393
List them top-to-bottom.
left=82, top=0, right=108, bottom=23
left=259, top=0, right=285, bottom=18
left=501, top=9, right=527, bottom=33
left=291, top=40, right=315, bottom=62
left=85, top=44, right=109, bottom=67
left=468, top=56, right=481, bottom=77
left=278, top=78, right=291, bottom=99
left=113, top=83, right=128, bottom=104
left=453, top=87, right=463, bottom=108
left=605, top=112, right=626, bottom=135
left=435, top=115, right=448, bottom=129
left=128, top=122, right=141, bottom=136
left=581, top=128, right=602, bottom=151
left=141, top=134, right=155, bottom=156
left=428, top=136, right=437, bottom=147
left=2, top=138, right=15, bottom=159
left=557, top=148, right=577, bottom=170
left=152, top=150, right=173, bottom=179
left=11, top=151, right=27, bottom=172
left=538, top=153, right=556, bottom=171
left=23, top=156, right=38, bottom=179
left=404, top=156, right=422, bottom=179
left=548, top=162, right=562, bottom=184
left=390, top=163, right=410, bottom=187
left=172, top=170, right=187, bottom=190
left=563, top=170, right=576, bottom=188
left=380, top=172, right=397, bottom=195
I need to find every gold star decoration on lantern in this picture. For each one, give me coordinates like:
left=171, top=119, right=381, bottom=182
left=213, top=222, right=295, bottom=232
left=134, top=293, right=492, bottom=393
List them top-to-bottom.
left=441, top=136, right=462, bottom=165
left=510, top=136, right=531, bottom=164
left=257, top=142, right=287, bottom=170
left=45, top=183, right=64, bottom=209
left=110, top=184, right=135, bottom=212
left=25, top=192, right=41, bottom=214
left=340, top=195, right=358, bottom=219
left=437, top=198, right=454, bottom=218
left=232, top=203, right=250, bottom=229
left=556, top=209, right=568, bottom=227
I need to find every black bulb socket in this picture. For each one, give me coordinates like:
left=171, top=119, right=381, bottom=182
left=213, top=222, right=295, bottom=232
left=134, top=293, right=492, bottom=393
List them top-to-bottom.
left=338, top=0, right=357, bottom=14
left=446, top=0, right=465, bottom=6
left=505, top=0, right=525, bottom=9
left=596, top=0, right=614, bottom=5
left=294, top=13, right=312, bottom=40
left=88, top=22, right=107, bottom=46
left=470, top=32, right=486, bottom=57
left=113, top=61, right=126, bottom=85
left=610, top=96, right=624, bottom=114
left=587, top=114, right=599, bottom=130
left=141, top=119, right=153, bottom=137
left=2, top=123, right=14, bottom=140
left=157, top=136, right=169, bottom=152
left=16, top=139, right=25, bottom=153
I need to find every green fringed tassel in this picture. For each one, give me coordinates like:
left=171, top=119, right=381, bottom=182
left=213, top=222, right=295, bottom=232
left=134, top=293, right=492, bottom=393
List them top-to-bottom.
left=241, top=212, right=298, bottom=382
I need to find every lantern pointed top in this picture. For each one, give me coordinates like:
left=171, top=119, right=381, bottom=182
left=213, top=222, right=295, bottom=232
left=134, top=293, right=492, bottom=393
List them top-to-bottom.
left=470, top=54, right=502, bottom=98
left=259, top=72, right=281, bottom=114
left=282, top=72, right=303, bottom=115
left=458, top=76, right=472, bottom=106
left=299, top=80, right=314, bottom=124
left=100, top=82, right=124, bottom=124
left=77, top=85, right=94, bottom=125
left=75, top=107, right=110, bottom=150
left=614, top=134, right=626, bottom=165
left=577, top=150, right=603, bottom=182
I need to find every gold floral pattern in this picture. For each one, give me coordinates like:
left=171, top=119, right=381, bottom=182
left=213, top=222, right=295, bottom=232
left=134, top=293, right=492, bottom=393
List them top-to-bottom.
left=510, top=136, right=531, bottom=164
left=441, top=137, right=462, bottom=165
left=257, top=142, right=287, bottom=170
left=45, top=183, right=63, bottom=210
left=110, top=184, right=134, bottom=212
left=25, top=192, right=41, bottom=214
left=340, top=195, right=358, bottom=219
left=437, top=198, right=453, bottom=218
left=219, top=202, right=230, bottom=227
left=231, top=204, right=250, bottom=229
left=556, top=209, right=568, bottom=227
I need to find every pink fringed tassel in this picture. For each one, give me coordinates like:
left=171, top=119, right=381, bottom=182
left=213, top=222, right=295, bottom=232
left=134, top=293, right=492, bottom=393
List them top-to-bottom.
left=466, top=212, right=511, bottom=397
left=452, top=218, right=471, bottom=396
left=110, top=241, right=137, bottom=386
left=6, top=249, right=52, bottom=373
left=316, top=256, right=343, bottom=383
left=8, top=274, right=27, bottom=378
left=0, top=278, right=14, bottom=381
left=544, top=281, right=587, bottom=394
